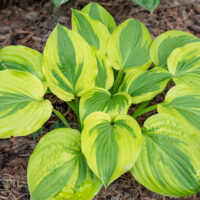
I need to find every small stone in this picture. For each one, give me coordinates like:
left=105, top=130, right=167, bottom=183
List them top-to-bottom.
left=193, top=3, right=200, bottom=13
left=25, top=11, right=38, bottom=20
left=188, top=24, right=200, bottom=33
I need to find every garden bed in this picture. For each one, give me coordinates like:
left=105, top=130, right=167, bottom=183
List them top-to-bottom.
left=0, top=0, right=200, bottom=199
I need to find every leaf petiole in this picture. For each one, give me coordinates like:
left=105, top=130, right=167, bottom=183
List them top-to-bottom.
left=132, top=104, right=158, bottom=118
left=53, top=108, right=71, bottom=128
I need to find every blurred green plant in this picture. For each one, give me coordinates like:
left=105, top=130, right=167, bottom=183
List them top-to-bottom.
left=50, top=0, right=69, bottom=7
left=131, top=0, right=160, bottom=13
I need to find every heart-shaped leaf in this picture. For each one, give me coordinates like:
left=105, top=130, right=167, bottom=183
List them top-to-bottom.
left=107, top=18, right=152, bottom=71
left=42, top=24, right=97, bottom=101
left=150, top=30, right=199, bottom=69
left=167, top=42, right=200, bottom=87
left=0, top=45, right=44, bottom=82
left=120, top=67, right=172, bottom=103
left=0, top=70, right=52, bottom=138
left=158, top=84, right=200, bottom=133
left=79, top=88, right=131, bottom=125
left=82, top=112, right=142, bottom=186
left=131, top=113, right=200, bottom=197
left=28, top=128, right=102, bottom=200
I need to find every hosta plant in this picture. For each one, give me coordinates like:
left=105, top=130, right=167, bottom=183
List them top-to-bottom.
left=0, top=2, right=200, bottom=199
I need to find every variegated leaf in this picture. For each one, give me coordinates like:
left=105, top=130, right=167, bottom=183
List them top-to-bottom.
left=82, top=2, right=116, bottom=33
left=72, top=9, right=110, bottom=52
left=107, top=18, right=152, bottom=71
left=42, top=24, right=97, bottom=102
left=150, top=30, right=199, bottom=68
left=167, top=42, right=200, bottom=87
left=0, top=45, right=44, bottom=82
left=93, top=48, right=114, bottom=90
left=119, top=67, right=172, bottom=103
left=0, top=70, right=52, bottom=138
left=158, top=84, right=200, bottom=133
left=79, top=88, right=131, bottom=125
left=82, top=112, right=142, bottom=186
left=131, top=113, right=200, bottom=197
left=28, top=128, right=102, bottom=200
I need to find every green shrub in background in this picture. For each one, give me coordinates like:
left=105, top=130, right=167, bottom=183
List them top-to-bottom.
left=50, top=0, right=69, bottom=7
left=50, top=0, right=160, bottom=12
left=131, top=0, right=160, bottom=12
left=0, top=2, right=200, bottom=199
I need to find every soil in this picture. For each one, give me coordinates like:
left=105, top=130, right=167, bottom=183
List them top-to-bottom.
left=0, top=0, right=200, bottom=199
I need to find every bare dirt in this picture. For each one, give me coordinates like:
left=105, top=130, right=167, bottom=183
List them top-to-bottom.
left=0, top=0, right=200, bottom=199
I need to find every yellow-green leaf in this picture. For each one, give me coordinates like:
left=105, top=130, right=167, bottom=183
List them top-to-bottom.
left=82, top=2, right=116, bottom=33
left=72, top=9, right=110, bottom=52
left=107, top=18, right=152, bottom=71
left=42, top=24, right=97, bottom=102
left=150, top=30, right=199, bottom=68
left=167, top=42, right=200, bottom=87
left=0, top=45, right=44, bottom=82
left=93, top=48, right=114, bottom=90
left=119, top=67, right=172, bottom=104
left=0, top=70, right=52, bottom=138
left=158, top=84, right=200, bottom=133
left=79, top=88, right=131, bottom=125
left=82, top=112, right=142, bottom=187
left=131, top=113, right=200, bottom=197
left=28, top=128, right=102, bottom=200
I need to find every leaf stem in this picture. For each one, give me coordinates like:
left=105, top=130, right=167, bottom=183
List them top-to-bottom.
left=112, top=70, right=124, bottom=94
left=74, top=95, right=82, bottom=131
left=132, top=100, right=151, bottom=118
left=67, top=101, right=77, bottom=114
left=133, top=104, right=158, bottom=118
left=53, top=108, right=71, bottom=128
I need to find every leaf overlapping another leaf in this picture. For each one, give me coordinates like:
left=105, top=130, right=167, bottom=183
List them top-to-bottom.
left=82, top=2, right=116, bottom=33
left=107, top=18, right=152, bottom=71
left=42, top=24, right=97, bottom=102
left=150, top=30, right=199, bottom=69
left=167, top=42, right=200, bottom=87
left=0, top=45, right=45, bottom=82
left=0, top=70, right=52, bottom=138
left=82, top=112, right=142, bottom=187
left=131, top=113, right=200, bottom=197
left=28, top=128, right=102, bottom=200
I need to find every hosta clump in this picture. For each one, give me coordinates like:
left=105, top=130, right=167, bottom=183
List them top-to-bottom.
left=0, top=2, right=200, bottom=199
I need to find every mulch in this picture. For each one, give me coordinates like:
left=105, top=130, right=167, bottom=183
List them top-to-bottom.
left=0, top=0, right=200, bottom=199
